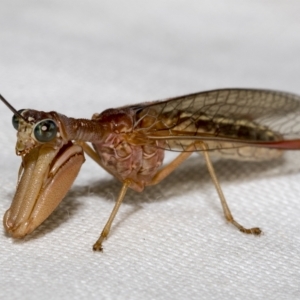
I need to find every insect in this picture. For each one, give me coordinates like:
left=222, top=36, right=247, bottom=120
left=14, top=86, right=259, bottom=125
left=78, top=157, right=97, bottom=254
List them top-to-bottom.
left=2, top=89, right=300, bottom=251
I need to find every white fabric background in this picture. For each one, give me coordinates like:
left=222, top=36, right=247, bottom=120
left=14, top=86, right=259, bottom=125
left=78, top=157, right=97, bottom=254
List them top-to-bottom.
left=1, top=1, right=300, bottom=299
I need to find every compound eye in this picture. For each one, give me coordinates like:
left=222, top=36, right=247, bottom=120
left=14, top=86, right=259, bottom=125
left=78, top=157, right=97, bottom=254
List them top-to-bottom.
left=12, top=109, right=25, bottom=130
left=33, top=119, right=57, bottom=142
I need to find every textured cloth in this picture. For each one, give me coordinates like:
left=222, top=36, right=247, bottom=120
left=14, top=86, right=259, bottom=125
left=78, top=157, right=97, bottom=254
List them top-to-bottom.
left=1, top=1, right=300, bottom=299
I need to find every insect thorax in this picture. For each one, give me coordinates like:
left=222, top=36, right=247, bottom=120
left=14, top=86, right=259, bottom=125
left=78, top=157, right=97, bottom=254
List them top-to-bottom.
left=92, top=109, right=165, bottom=192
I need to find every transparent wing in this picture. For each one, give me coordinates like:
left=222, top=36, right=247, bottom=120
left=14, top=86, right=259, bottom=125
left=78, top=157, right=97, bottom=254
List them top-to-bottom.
left=128, top=88, right=300, bottom=152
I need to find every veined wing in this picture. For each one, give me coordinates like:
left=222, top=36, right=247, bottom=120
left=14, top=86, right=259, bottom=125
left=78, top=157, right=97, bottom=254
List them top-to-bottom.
left=129, top=88, right=300, bottom=152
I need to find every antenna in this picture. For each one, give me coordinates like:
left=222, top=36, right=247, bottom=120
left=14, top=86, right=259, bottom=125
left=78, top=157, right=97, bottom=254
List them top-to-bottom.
left=0, top=94, right=27, bottom=122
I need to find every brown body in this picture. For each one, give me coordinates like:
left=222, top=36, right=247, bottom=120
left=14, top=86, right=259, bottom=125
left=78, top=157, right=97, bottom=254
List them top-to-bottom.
left=2, top=88, right=300, bottom=250
left=91, top=109, right=165, bottom=192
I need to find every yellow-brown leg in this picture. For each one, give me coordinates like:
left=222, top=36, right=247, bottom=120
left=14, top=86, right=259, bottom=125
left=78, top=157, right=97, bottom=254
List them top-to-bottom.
left=149, top=141, right=261, bottom=235
left=76, top=142, right=132, bottom=251
left=198, top=142, right=261, bottom=235
left=148, top=150, right=193, bottom=186
left=93, top=179, right=131, bottom=251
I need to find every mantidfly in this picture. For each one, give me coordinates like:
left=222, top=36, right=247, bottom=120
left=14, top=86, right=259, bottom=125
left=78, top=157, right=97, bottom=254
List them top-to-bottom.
left=2, top=89, right=300, bottom=251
